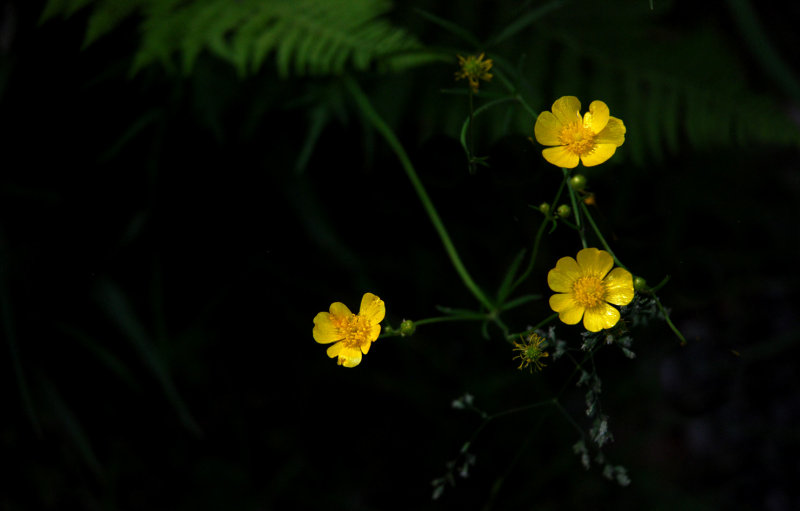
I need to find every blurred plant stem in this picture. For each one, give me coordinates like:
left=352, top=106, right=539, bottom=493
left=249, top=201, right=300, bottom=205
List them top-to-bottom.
left=344, top=75, right=494, bottom=312
left=563, top=167, right=587, bottom=249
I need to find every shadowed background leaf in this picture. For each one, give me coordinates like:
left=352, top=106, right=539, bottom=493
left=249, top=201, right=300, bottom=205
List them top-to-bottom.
left=3, top=0, right=800, bottom=509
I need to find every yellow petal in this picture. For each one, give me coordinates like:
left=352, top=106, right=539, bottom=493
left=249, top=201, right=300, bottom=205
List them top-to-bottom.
left=551, top=96, right=581, bottom=126
left=584, top=100, right=609, bottom=133
left=534, top=111, right=563, bottom=146
left=595, top=117, right=626, bottom=146
left=580, top=144, right=617, bottom=167
left=542, top=146, right=579, bottom=168
left=576, top=248, right=613, bottom=278
left=548, top=256, right=581, bottom=292
left=604, top=267, right=634, bottom=306
left=359, top=293, right=385, bottom=324
left=549, top=293, right=576, bottom=312
left=553, top=300, right=584, bottom=325
left=329, top=301, right=352, bottom=318
left=583, top=304, right=620, bottom=332
left=313, top=312, right=343, bottom=344
left=367, top=323, right=381, bottom=344
left=360, top=334, right=375, bottom=354
left=326, top=341, right=344, bottom=358
left=337, top=346, right=363, bottom=368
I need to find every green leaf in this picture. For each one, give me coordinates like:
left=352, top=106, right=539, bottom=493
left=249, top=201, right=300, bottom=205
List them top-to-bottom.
left=54, top=0, right=428, bottom=77
left=83, top=0, right=142, bottom=47
left=486, top=0, right=567, bottom=47
left=413, top=8, right=481, bottom=48
left=496, top=249, right=526, bottom=306
left=96, top=280, right=203, bottom=438
left=499, top=294, right=542, bottom=312
left=434, top=305, right=487, bottom=320
left=41, top=378, right=104, bottom=478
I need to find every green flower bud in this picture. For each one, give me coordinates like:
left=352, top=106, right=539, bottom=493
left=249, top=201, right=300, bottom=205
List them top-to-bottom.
left=569, top=174, right=587, bottom=191
left=539, top=202, right=550, bottom=215
left=557, top=204, right=571, bottom=218
left=633, top=276, right=648, bottom=291
left=399, top=319, right=416, bottom=337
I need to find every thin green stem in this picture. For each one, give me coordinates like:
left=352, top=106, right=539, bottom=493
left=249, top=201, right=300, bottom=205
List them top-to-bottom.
left=490, top=67, right=538, bottom=119
left=344, top=76, right=494, bottom=311
left=468, top=89, right=476, bottom=173
left=514, top=93, right=538, bottom=119
left=460, top=96, right=516, bottom=163
left=562, top=168, right=586, bottom=248
left=510, top=177, right=567, bottom=293
left=579, top=199, right=685, bottom=344
left=580, top=200, right=627, bottom=270
left=509, top=219, right=547, bottom=293
left=649, top=275, right=670, bottom=293
left=653, top=294, right=688, bottom=346
left=505, top=312, right=558, bottom=341
left=379, top=314, right=487, bottom=339
left=414, top=315, right=484, bottom=327
left=488, top=397, right=557, bottom=420
left=552, top=398, right=586, bottom=438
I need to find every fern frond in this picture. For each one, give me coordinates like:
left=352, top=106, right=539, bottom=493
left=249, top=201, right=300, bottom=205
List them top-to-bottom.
left=42, top=0, right=438, bottom=77
left=472, top=4, right=800, bottom=166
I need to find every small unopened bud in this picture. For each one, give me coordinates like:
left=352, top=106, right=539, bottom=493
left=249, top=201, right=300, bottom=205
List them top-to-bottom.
left=569, top=174, right=587, bottom=191
left=539, top=202, right=550, bottom=215
left=557, top=204, right=571, bottom=218
left=633, top=276, right=648, bottom=291
left=399, top=319, right=416, bottom=337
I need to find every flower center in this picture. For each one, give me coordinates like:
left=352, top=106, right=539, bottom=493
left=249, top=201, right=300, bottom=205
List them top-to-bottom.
left=559, top=122, right=596, bottom=156
left=571, top=275, right=606, bottom=309
left=341, top=314, right=372, bottom=348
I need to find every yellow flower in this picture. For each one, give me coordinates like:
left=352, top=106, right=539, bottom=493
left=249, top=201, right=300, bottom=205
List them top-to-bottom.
left=455, top=53, right=493, bottom=93
left=534, top=96, right=626, bottom=168
left=547, top=248, right=634, bottom=332
left=312, top=292, right=385, bottom=367
left=513, top=333, right=549, bottom=372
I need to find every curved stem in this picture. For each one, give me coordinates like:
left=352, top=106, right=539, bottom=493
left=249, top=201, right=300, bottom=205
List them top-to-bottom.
left=345, top=76, right=494, bottom=311
left=467, top=89, right=476, bottom=173
left=562, top=168, right=586, bottom=248
left=510, top=177, right=567, bottom=293
left=580, top=200, right=627, bottom=270
left=578, top=202, right=686, bottom=344
left=653, top=295, right=688, bottom=346
left=506, top=312, right=558, bottom=341
left=414, top=315, right=483, bottom=327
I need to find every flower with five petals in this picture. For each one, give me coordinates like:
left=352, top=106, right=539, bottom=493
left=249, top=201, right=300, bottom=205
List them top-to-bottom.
left=534, top=96, right=626, bottom=168
left=548, top=248, right=634, bottom=332
left=313, top=293, right=385, bottom=367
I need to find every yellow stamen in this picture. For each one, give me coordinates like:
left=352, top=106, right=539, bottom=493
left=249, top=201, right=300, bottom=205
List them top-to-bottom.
left=559, top=122, right=597, bottom=156
left=572, top=276, right=606, bottom=309
left=340, top=314, right=371, bottom=349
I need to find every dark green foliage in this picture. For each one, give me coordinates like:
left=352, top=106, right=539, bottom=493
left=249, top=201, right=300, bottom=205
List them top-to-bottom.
left=41, top=0, right=800, bottom=165
left=42, top=0, right=440, bottom=76
left=9, top=1, right=800, bottom=508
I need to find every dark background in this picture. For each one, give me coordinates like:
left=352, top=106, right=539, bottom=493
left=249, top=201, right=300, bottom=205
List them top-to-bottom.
left=2, top=0, right=800, bottom=509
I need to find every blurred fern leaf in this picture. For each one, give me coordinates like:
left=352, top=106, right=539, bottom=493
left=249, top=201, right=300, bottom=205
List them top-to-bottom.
left=42, top=0, right=438, bottom=76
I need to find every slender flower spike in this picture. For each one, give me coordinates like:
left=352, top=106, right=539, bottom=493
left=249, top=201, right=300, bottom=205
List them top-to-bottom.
left=455, top=53, right=493, bottom=93
left=534, top=96, right=626, bottom=168
left=547, top=248, right=634, bottom=332
left=313, top=293, right=385, bottom=368
left=513, top=333, right=549, bottom=372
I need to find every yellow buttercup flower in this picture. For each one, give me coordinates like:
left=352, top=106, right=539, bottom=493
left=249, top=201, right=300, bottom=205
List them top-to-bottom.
left=455, top=53, right=493, bottom=93
left=534, top=96, right=626, bottom=168
left=547, top=248, right=634, bottom=332
left=313, top=292, right=385, bottom=367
